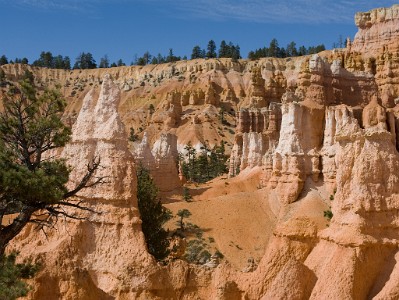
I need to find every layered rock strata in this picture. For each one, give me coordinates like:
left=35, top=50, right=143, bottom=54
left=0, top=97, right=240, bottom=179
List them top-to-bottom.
left=5, top=4, right=399, bottom=299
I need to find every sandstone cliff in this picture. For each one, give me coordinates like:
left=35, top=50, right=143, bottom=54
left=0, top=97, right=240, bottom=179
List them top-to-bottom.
left=4, top=4, right=399, bottom=299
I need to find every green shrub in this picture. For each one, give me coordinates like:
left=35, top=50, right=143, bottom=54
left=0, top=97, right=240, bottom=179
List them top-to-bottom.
left=182, top=187, right=192, bottom=202
left=323, top=209, right=333, bottom=220
left=184, top=239, right=211, bottom=264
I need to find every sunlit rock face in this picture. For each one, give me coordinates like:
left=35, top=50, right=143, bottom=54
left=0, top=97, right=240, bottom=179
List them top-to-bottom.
left=5, top=4, right=399, bottom=299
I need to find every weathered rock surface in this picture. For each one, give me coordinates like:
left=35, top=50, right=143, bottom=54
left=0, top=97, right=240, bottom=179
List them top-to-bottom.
left=4, top=4, right=399, bottom=299
left=352, top=5, right=399, bottom=55
left=10, top=74, right=158, bottom=299
left=134, top=132, right=182, bottom=192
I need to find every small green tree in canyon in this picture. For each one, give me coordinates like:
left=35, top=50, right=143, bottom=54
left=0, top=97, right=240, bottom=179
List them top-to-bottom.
left=136, top=165, right=171, bottom=260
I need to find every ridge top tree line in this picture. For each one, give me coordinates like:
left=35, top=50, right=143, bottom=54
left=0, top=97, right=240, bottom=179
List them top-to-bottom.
left=0, top=37, right=336, bottom=70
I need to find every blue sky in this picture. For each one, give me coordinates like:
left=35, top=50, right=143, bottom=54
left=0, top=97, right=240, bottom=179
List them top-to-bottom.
left=0, top=0, right=397, bottom=64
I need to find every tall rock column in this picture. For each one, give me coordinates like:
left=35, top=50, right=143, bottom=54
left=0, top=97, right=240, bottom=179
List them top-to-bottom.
left=13, top=74, right=154, bottom=299
left=269, top=102, right=324, bottom=204
left=305, top=102, right=399, bottom=299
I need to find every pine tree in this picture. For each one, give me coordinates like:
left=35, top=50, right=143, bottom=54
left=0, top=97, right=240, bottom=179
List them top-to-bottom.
left=268, top=38, right=280, bottom=57
left=206, top=40, right=217, bottom=58
left=219, top=40, right=228, bottom=58
left=286, top=41, right=298, bottom=57
left=191, top=46, right=203, bottom=59
left=298, top=46, right=307, bottom=56
left=33, top=51, right=54, bottom=68
left=73, top=52, right=97, bottom=69
left=0, top=55, right=8, bottom=66
left=99, top=55, right=110, bottom=68
left=63, top=56, right=71, bottom=70
left=151, top=57, right=158, bottom=64
left=117, top=59, right=125, bottom=66
left=0, top=79, right=101, bottom=256
left=181, top=141, right=228, bottom=183
left=136, top=166, right=171, bottom=260
left=182, top=187, right=192, bottom=202
left=176, top=209, right=191, bottom=231
left=0, top=252, right=39, bottom=300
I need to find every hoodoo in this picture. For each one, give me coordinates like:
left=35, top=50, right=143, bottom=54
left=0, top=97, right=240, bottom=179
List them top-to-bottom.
left=2, top=4, right=399, bottom=299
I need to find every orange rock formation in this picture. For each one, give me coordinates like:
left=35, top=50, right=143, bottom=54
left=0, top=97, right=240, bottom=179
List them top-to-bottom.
left=2, top=4, right=399, bottom=299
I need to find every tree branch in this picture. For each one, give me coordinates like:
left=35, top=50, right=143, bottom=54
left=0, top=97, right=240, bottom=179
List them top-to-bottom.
left=63, top=157, right=106, bottom=199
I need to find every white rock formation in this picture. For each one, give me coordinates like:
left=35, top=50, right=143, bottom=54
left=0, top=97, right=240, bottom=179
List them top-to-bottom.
left=13, top=74, right=154, bottom=299
left=135, top=132, right=181, bottom=192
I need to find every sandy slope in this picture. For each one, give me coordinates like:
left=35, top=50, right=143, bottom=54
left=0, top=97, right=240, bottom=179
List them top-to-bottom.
left=164, top=168, right=277, bottom=269
left=164, top=168, right=330, bottom=270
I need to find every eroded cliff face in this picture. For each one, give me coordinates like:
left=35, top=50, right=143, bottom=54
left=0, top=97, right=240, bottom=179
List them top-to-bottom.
left=4, top=4, right=399, bottom=300
left=10, top=75, right=155, bottom=299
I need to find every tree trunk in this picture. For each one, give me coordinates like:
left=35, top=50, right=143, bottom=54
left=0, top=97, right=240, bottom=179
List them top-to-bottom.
left=0, top=207, right=35, bottom=256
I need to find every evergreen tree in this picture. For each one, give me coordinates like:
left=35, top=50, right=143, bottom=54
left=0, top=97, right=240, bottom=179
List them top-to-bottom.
left=268, top=38, right=279, bottom=57
left=206, top=40, right=217, bottom=58
left=219, top=40, right=228, bottom=58
left=218, top=41, right=241, bottom=59
left=286, top=41, right=298, bottom=57
left=231, top=44, right=241, bottom=61
left=308, top=44, right=325, bottom=54
left=191, top=45, right=203, bottom=59
left=298, top=46, right=307, bottom=56
left=166, top=48, right=180, bottom=63
left=33, top=51, right=54, bottom=68
left=137, top=51, right=152, bottom=66
left=248, top=51, right=256, bottom=60
left=33, top=52, right=70, bottom=69
left=73, top=52, right=97, bottom=69
left=157, top=53, right=165, bottom=64
left=0, top=55, right=8, bottom=65
left=53, top=55, right=64, bottom=69
left=99, top=55, right=110, bottom=68
left=63, top=56, right=71, bottom=70
left=136, top=57, right=146, bottom=66
left=151, top=57, right=158, bottom=64
left=117, top=59, right=125, bottom=66
left=22, top=70, right=34, bottom=84
left=0, top=79, right=101, bottom=256
left=180, top=141, right=228, bottom=183
left=210, top=141, right=228, bottom=176
left=183, top=142, right=197, bottom=182
left=136, top=166, right=171, bottom=260
left=182, top=187, right=192, bottom=202
left=176, top=209, right=191, bottom=231
left=0, top=252, right=39, bottom=300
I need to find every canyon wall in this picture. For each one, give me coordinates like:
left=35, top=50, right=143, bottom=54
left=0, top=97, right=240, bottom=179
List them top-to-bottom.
left=3, top=4, right=399, bottom=299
